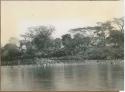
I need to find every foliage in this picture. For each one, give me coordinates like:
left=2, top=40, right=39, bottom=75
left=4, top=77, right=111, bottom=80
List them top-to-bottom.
left=1, top=17, right=124, bottom=65
left=1, top=43, right=20, bottom=61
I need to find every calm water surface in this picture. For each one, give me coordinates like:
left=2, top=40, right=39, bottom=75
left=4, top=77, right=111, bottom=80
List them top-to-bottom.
left=1, top=61, right=124, bottom=91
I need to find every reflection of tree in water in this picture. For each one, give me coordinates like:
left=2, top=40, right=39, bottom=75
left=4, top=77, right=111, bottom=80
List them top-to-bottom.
left=1, top=63, right=124, bottom=91
left=96, top=63, right=124, bottom=90
left=63, top=64, right=90, bottom=87
left=95, top=64, right=111, bottom=89
left=110, top=64, right=124, bottom=90
left=63, top=65, right=89, bottom=79
left=31, top=66, right=56, bottom=90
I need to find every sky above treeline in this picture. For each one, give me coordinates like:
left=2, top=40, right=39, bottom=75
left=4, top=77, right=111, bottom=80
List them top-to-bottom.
left=1, top=1, right=123, bottom=46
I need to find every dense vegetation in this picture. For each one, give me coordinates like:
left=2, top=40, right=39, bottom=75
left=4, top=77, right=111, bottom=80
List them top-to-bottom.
left=1, top=17, right=124, bottom=65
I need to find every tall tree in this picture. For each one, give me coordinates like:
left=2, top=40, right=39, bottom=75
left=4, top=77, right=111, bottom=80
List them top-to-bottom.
left=112, top=17, right=124, bottom=33
left=21, top=25, right=55, bottom=51
left=61, top=34, right=74, bottom=55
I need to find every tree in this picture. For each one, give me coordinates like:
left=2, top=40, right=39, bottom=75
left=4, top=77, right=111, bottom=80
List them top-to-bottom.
left=68, top=17, right=124, bottom=59
left=112, top=17, right=124, bottom=33
left=70, top=21, right=114, bottom=47
left=21, top=25, right=55, bottom=57
left=31, top=25, right=55, bottom=51
left=107, top=30, right=124, bottom=47
left=72, top=33, right=90, bottom=54
left=61, top=34, right=74, bottom=55
left=62, top=34, right=72, bottom=47
left=53, top=38, right=62, bottom=50
left=2, top=43, right=20, bottom=60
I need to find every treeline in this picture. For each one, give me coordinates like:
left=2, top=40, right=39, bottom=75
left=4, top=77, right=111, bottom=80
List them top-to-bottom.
left=1, top=17, right=124, bottom=63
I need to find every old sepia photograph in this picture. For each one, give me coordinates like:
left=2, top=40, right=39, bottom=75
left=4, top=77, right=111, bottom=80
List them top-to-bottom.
left=1, top=0, right=124, bottom=91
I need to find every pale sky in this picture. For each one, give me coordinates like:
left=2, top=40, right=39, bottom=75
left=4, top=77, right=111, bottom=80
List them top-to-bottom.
left=1, top=1, right=124, bottom=46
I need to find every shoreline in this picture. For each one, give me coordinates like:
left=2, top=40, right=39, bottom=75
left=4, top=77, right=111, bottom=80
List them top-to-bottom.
left=1, top=59, right=124, bottom=66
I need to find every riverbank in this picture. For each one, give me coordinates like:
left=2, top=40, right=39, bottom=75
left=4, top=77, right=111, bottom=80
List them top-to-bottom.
left=1, top=57, right=124, bottom=66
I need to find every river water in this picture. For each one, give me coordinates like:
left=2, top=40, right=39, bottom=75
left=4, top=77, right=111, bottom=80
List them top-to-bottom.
left=1, top=61, right=124, bottom=91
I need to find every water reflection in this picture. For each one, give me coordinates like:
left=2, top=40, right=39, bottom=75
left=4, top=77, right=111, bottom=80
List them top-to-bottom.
left=1, top=62, right=124, bottom=91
